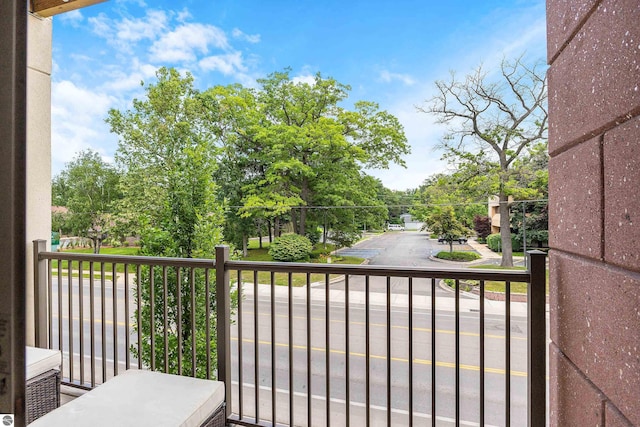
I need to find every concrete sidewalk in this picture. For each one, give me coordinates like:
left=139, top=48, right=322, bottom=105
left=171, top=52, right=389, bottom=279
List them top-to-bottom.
left=238, top=280, right=531, bottom=317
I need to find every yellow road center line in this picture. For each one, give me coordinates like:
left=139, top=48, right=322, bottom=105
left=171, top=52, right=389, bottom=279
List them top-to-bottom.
left=243, top=311, right=526, bottom=341
left=232, top=337, right=528, bottom=377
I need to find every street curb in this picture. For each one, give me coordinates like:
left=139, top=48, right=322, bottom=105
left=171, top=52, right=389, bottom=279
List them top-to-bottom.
left=437, top=279, right=480, bottom=300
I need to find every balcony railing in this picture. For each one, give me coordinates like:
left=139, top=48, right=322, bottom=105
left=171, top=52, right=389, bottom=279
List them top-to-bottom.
left=33, top=240, right=546, bottom=426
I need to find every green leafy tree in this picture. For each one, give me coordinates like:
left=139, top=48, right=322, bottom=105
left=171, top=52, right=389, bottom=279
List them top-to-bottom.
left=420, top=56, right=547, bottom=266
left=107, top=67, right=229, bottom=378
left=207, top=69, right=408, bottom=239
left=51, top=149, right=121, bottom=253
left=424, top=206, right=471, bottom=253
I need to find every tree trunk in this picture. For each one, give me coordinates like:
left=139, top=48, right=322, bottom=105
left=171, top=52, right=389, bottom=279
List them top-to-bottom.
left=299, top=178, right=309, bottom=236
left=499, top=192, right=514, bottom=267
left=299, top=206, right=307, bottom=236
left=291, top=209, right=299, bottom=234
left=274, top=217, right=281, bottom=238
left=267, top=219, right=273, bottom=243
left=258, top=225, right=263, bottom=249
left=242, top=234, right=248, bottom=258
left=449, top=239, right=453, bottom=253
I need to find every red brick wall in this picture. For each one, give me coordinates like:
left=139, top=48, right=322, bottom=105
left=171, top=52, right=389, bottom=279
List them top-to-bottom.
left=547, top=0, right=640, bottom=426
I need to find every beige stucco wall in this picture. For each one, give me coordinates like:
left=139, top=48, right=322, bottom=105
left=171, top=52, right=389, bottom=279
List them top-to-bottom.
left=25, top=13, right=52, bottom=346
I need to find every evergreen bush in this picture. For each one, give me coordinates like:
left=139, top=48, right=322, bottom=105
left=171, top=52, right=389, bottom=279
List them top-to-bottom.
left=269, top=234, right=313, bottom=262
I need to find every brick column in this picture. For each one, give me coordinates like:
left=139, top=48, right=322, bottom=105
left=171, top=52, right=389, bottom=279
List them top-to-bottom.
left=547, top=0, right=640, bottom=426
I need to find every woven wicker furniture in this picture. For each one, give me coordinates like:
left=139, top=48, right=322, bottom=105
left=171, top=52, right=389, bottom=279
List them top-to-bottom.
left=25, top=347, right=61, bottom=424
left=29, top=369, right=226, bottom=427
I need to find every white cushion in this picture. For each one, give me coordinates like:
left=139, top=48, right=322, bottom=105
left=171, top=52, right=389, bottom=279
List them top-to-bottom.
left=26, top=347, right=61, bottom=380
left=29, top=369, right=225, bottom=427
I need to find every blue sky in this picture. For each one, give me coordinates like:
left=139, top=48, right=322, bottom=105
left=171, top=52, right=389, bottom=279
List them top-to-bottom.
left=51, top=0, right=547, bottom=190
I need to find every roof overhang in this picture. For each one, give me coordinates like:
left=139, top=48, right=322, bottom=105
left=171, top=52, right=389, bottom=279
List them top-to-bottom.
left=30, top=0, right=108, bottom=18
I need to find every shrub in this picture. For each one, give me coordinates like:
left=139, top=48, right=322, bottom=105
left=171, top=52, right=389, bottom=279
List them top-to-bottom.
left=473, top=215, right=492, bottom=239
left=269, top=233, right=313, bottom=262
left=487, top=233, right=523, bottom=252
left=487, top=233, right=502, bottom=251
left=436, top=251, right=481, bottom=261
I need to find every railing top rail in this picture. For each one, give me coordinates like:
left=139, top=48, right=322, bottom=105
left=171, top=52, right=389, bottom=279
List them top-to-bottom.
left=37, top=251, right=215, bottom=269
left=225, top=260, right=531, bottom=282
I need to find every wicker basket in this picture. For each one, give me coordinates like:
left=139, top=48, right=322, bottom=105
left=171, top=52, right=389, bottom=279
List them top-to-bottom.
left=26, top=369, right=60, bottom=424
left=200, top=403, right=226, bottom=427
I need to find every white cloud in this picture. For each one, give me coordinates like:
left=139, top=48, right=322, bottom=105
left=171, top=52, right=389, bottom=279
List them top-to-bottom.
left=176, top=8, right=192, bottom=23
left=58, top=9, right=83, bottom=27
left=116, top=9, right=169, bottom=42
left=88, top=10, right=169, bottom=53
left=149, top=23, right=229, bottom=63
left=232, top=28, right=261, bottom=44
left=199, top=51, right=247, bottom=75
left=100, top=61, right=158, bottom=92
left=379, top=70, right=415, bottom=86
left=292, top=74, right=315, bottom=85
left=51, top=81, right=118, bottom=175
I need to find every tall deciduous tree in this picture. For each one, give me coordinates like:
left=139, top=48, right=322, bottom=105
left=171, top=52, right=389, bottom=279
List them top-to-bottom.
left=420, top=57, right=547, bottom=266
left=107, top=67, right=227, bottom=378
left=207, top=69, right=408, bottom=239
left=51, top=149, right=121, bottom=253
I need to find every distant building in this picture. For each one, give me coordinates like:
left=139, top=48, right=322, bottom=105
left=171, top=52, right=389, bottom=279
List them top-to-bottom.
left=487, top=195, right=513, bottom=234
left=399, top=213, right=424, bottom=231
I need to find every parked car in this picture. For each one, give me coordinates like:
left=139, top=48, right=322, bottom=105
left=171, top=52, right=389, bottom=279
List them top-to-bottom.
left=387, top=224, right=405, bottom=231
left=438, top=236, right=468, bottom=244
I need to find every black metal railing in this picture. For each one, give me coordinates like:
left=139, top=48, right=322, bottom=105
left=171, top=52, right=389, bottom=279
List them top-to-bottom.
left=33, top=240, right=546, bottom=426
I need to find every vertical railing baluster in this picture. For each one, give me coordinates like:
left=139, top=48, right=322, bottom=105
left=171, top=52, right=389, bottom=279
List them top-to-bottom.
left=33, top=240, right=47, bottom=348
left=215, top=246, right=232, bottom=419
left=528, top=251, right=547, bottom=427
left=67, top=258, right=73, bottom=383
left=47, top=259, right=53, bottom=348
left=57, top=260, right=62, bottom=368
left=78, top=261, right=84, bottom=385
left=89, top=262, right=95, bottom=387
left=100, top=263, right=106, bottom=382
left=112, top=263, right=118, bottom=375
left=124, top=264, right=130, bottom=370
left=136, top=264, right=142, bottom=370
left=149, top=265, right=155, bottom=372
left=163, top=266, right=169, bottom=373
left=190, top=267, right=197, bottom=377
left=177, top=268, right=182, bottom=375
left=205, top=269, right=211, bottom=379
left=254, top=269, right=260, bottom=423
left=237, top=270, right=243, bottom=418
left=271, top=271, right=276, bottom=426
left=288, top=272, right=294, bottom=427
left=306, top=272, right=312, bottom=427
left=325, top=274, right=331, bottom=427
left=345, top=274, right=350, bottom=426
left=365, top=275, right=370, bottom=427
left=386, top=276, right=392, bottom=427
left=408, top=276, right=413, bottom=427
left=431, top=277, right=436, bottom=427
left=455, top=278, right=460, bottom=427
left=480, top=279, right=485, bottom=427
left=505, top=280, right=511, bottom=427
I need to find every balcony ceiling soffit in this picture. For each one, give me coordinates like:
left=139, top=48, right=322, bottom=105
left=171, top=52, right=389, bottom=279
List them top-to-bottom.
left=30, top=0, right=108, bottom=18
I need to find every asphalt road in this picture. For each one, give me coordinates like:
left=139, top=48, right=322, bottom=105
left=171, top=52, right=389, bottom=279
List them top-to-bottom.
left=230, top=296, right=529, bottom=427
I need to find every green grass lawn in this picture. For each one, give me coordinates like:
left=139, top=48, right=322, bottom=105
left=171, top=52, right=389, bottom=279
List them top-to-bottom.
left=54, top=244, right=364, bottom=287
left=236, top=245, right=364, bottom=287
left=51, top=246, right=140, bottom=275
left=469, top=264, right=549, bottom=294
